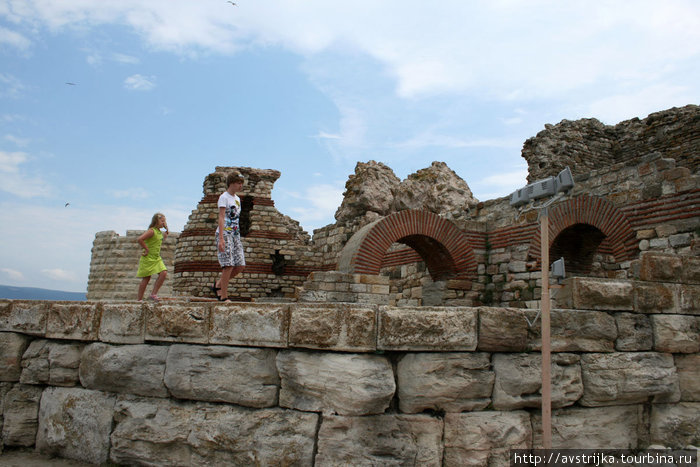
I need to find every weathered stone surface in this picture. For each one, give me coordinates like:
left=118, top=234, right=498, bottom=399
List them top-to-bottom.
left=334, top=160, right=400, bottom=222
left=392, top=161, right=478, bottom=213
left=638, top=253, right=683, bottom=282
left=681, top=256, right=700, bottom=284
left=567, top=278, right=634, bottom=311
left=634, top=282, right=678, bottom=313
left=680, top=285, right=700, bottom=315
left=0, top=301, right=48, bottom=336
left=99, top=302, right=145, bottom=344
left=46, top=303, right=101, bottom=341
left=145, top=303, right=209, bottom=344
left=210, top=303, right=289, bottom=347
left=289, top=304, right=376, bottom=352
left=378, top=306, right=477, bottom=351
left=478, top=307, right=528, bottom=352
left=527, top=310, right=617, bottom=352
left=615, top=312, right=653, bottom=351
left=652, top=315, right=700, bottom=353
left=0, top=332, right=30, bottom=382
left=20, top=340, right=83, bottom=386
left=79, top=342, right=169, bottom=397
left=164, top=344, right=279, bottom=407
left=277, top=350, right=395, bottom=415
left=580, top=352, right=678, bottom=406
left=397, top=353, right=494, bottom=413
left=492, top=353, right=583, bottom=410
left=675, top=355, right=700, bottom=401
left=0, top=382, right=10, bottom=451
left=1, top=384, right=43, bottom=447
left=36, top=387, right=116, bottom=465
left=111, top=396, right=318, bottom=466
left=650, top=403, right=700, bottom=448
left=532, top=405, right=641, bottom=449
left=444, top=411, right=531, bottom=466
left=316, top=414, right=444, bottom=467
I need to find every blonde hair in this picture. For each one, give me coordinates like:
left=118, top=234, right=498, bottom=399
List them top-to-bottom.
left=148, top=212, right=165, bottom=229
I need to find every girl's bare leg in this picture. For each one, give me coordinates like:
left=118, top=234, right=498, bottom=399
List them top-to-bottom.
left=151, top=271, right=167, bottom=297
left=137, top=276, right=151, bottom=300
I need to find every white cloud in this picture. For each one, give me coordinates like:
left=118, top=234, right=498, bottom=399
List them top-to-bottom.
left=0, top=25, right=31, bottom=50
left=0, top=73, right=26, bottom=98
left=124, top=74, right=156, bottom=91
left=4, top=134, right=30, bottom=147
left=0, top=150, right=52, bottom=197
left=472, top=167, right=529, bottom=201
left=282, top=183, right=344, bottom=231
left=0, top=268, right=24, bottom=281
left=41, top=268, right=79, bottom=283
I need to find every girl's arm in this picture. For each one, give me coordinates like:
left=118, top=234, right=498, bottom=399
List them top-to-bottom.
left=218, top=206, right=226, bottom=252
left=163, top=222, right=169, bottom=240
left=138, top=228, right=155, bottom=255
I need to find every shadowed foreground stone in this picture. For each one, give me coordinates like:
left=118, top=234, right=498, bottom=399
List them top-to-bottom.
left=20, top=340, right=83, bottom=387
left=164, top=344, right=279, bottom=407
left=277, top=351, right=395, bottom=415
left=2, top=384, right=43, bottom=447
left=36, top=387, right=116, bottom=465
left=110, top=397, right=318, bottom=466
left=650, top=403, right=700, bottom=448
left=316, top=414, right=444, bottom=466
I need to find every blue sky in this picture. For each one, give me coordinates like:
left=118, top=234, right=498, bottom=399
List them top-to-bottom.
left=1, top=1, right=698, bottom=293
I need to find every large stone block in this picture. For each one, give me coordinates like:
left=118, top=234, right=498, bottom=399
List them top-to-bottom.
left=638, top=253, right=683, bottom=282
left=681, top=256, right=700, bottom=284
left=562, top=277, right=634, bottom=311
left=634, top=282, right=678, bottom=313
left=680, top=285, right=700, bottom=315
left=0, top=301, right=48, bottom=336
left=99, top=302, right=145, bottom=344
left=46, top=303, right=101, bottom=341
left=145, top=303, right=209, bottom=344
left=210, top=303, right=289, bottom=347
left=289, top=303, right=376, bottom=352
left=378, top=306, right=477, bottom=351
left=477, top=307, right=528, bottom=352
left=527, top=310, right=617, bottom=352
left=615, top=313, right=653, bottom=351
left=652, top=315, right=700, bottom=353
left=0, top=332, right=30, bottom=382
left=20, top=340, right=83, bottom=386
left=80, top=343, right=169, bottom=397
left=164, top=344, right=279, bottom=407
left=277, top=350, right=395, bottom=415
left=580, top=352, right=678, bottom=406
left=397, top=353, right=494, bottom=413
left=492, top=353, right=583, bottom=410
left=675, top=355, right=700, bottom=401
left=1, top=384, right=43, bottom=447
left=36, top=387, right=116, bottom=465
left=111, top=397, right=318, bottom=466
left=650, top=403, right=700, bottom=448
left=532, top=405, right=641, bottom=449
left=444, top=411, right=531, bottom=467
left=316, top=414, right=444, bottom=466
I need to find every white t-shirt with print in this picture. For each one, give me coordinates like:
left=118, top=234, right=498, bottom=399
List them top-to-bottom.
left=216, top=191, right=241, bottom=236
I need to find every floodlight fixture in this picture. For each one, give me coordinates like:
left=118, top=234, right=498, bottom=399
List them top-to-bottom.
left=509, top=166, right=575, bottom=207
left=551, top=257, right=566, bottom=284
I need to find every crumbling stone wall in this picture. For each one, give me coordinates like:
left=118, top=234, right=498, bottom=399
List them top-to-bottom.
left=86, top=230, right=179, bottom=300
left=1, top=254, right=698, bottom=464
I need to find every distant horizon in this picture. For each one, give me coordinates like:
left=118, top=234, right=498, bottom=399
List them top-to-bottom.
left=0, top=284, right=87, bottom=299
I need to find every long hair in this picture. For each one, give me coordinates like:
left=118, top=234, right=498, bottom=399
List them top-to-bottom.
left=148, top=212, right=164, bottom=229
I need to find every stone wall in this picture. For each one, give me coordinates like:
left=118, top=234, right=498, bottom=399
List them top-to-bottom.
left=86, top=230, right=179, bottom=301
left=1, top=253, right=698, bottom=465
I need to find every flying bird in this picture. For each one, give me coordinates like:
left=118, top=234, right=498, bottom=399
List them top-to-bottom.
left=226, top=1, right=237, bottom=5
left=65, top=82, right=77, bottom=86
left=65, top=202, right=70, bottom=207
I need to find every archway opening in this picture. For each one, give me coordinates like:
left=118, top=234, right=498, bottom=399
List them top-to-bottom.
left=550, top=223, right=607, bottom=276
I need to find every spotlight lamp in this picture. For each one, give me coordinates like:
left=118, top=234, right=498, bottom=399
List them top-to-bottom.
left=509, top=166, right=574, bottom=207
left=551, top=257, right=566, bottom=284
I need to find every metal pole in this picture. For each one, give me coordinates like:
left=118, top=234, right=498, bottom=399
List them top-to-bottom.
left=540, top=207, right=552, bottom=450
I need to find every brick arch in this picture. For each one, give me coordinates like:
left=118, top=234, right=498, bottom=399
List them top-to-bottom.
left=528, top=195, right=637, bottom=263
left=338, top=210, right=477, bottom=280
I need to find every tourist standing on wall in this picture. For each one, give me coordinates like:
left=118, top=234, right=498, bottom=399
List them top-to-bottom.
left=212, top=171, right=246, bottom=301
left=136, top=213, right=169, bottom=301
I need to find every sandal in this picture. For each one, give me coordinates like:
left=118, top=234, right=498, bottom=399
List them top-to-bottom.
left=210, top=282, right=221, bottom=296
left=149, top=294, right=160, bottom=302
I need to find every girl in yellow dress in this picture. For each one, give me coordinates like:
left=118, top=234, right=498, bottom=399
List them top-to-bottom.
left=136, top=213, right=169, bottom=301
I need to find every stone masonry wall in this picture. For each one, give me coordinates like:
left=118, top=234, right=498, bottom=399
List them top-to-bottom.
left=86, top=230, right=179, bottom=301
left=1, top=253, right=698, bottom=465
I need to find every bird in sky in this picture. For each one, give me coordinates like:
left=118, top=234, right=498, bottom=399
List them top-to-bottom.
left=226, top=1, right=237, bottom=5
left=65, top=82, right=77, bottom=85
left=65, top=202, right=70, bottom=207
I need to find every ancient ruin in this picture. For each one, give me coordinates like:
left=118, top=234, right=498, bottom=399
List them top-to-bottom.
left=1, top=105, right=698, bottom=465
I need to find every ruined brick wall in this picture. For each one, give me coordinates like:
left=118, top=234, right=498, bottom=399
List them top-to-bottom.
left=86, top=230, right=179, bottom=301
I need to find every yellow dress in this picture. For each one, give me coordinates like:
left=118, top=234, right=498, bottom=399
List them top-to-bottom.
left=136, top=228, right=167, bottom=277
